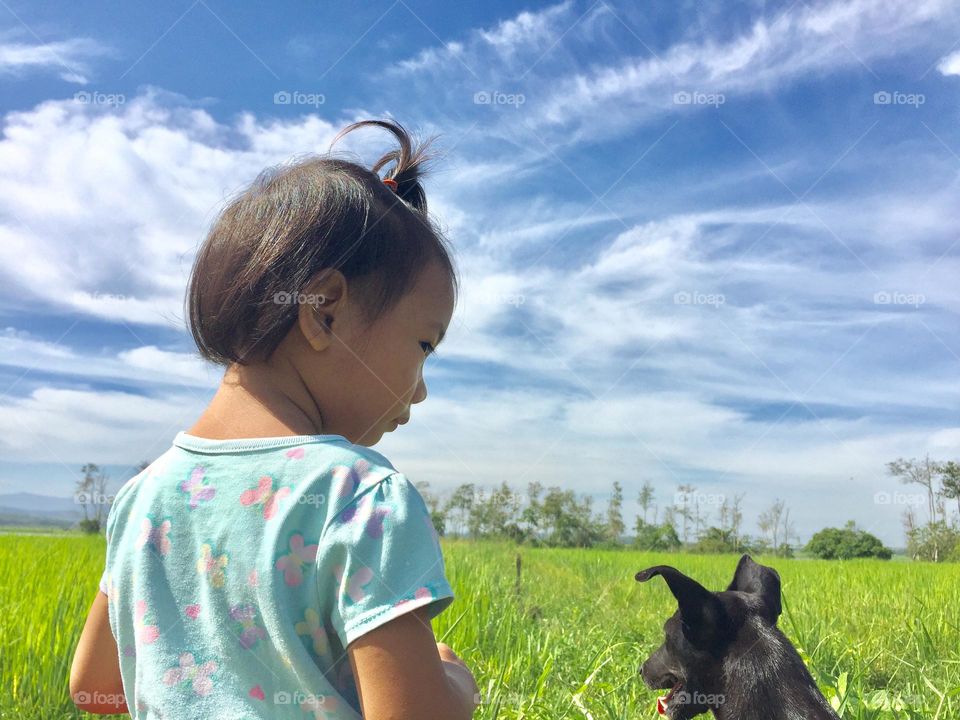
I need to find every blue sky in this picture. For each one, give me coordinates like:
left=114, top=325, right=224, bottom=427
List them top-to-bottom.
left=1, top=0, right=958, bottom=546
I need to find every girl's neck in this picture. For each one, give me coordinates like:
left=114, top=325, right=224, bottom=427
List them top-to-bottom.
left=187, top=362, right=324, bottom=440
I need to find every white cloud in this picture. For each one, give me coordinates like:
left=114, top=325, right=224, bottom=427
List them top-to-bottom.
left=383, top=0, right=959, bottom=140
left=390, top=0, right=577, bottom=75
left=532, top=0, right=958, bottom=135
left=477, top=1, right=575, bottom=56
left=0, top=36, right=112, bottom=84
left=395, top=41, right=465, bottom=75
left=937, top=48, right=960, bottom=76
left=0, top=88, right=346, bottom=328
left=0, top=328, right=219, bottom=389
left=0, top=386, right=206, bottom=465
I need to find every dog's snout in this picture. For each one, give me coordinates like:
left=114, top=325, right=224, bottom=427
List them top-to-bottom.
left=639, top=659, right=656, bottom=688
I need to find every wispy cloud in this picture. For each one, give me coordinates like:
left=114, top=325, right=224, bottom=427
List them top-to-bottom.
left=385, top=0, right=959, bottom=141
left=390, top=0, right=576, bottom=76
left=0, top=35, right=112, bottom=84
left=0, top=328, right=218, bottom=389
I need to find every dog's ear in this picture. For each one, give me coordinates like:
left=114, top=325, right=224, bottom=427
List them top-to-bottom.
left=726, top=554, right=782, bottom=623
left=636, top=565, right=727, bottom=647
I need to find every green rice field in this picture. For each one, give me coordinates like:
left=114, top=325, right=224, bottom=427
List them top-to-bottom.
left=1, top=532, right=958, bottom=719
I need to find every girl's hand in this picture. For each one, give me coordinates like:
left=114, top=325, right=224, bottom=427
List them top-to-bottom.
left=436, top=642, right=467, bottom=668
left=437, top=642, right=480, bottom=703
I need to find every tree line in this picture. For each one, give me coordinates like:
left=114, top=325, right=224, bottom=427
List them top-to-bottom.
left=73, top=454, right=960, bottom=562
left=415, top=454, right=960, bottom=562
left=888, top=455, right=960, bottom=561
left=417, top=478, right=832, bottom=558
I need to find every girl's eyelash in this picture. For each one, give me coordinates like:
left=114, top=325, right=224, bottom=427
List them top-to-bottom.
left=421, top=341, right=438, bottom=357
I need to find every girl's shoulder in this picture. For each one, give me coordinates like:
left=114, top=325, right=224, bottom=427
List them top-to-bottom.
left=106, top=433, right=407, bottom=531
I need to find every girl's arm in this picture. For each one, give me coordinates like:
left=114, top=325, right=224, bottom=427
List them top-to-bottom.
left=69, top=591, right=129, bottom=715
left=348, top=605, right=479, bottom=719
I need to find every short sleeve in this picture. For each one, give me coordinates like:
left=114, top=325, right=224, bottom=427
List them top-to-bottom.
left=319, top=472, right=454, bottom=648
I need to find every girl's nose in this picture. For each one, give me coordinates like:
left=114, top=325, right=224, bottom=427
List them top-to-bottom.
left=411, top=374, right=427, bottom=404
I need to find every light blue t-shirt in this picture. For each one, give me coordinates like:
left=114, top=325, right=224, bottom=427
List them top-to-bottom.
left=99, top=431, right=454, bottom=719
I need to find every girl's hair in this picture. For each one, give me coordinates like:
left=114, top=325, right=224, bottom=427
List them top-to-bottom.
left=185, top=119, right=459, bottom=366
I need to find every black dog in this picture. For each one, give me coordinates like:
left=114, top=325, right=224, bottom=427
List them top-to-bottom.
left=635, top=555, right=840, bottom=719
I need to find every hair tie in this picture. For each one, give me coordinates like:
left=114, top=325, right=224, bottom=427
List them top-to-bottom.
left=382, top=178, right=398, bottom=192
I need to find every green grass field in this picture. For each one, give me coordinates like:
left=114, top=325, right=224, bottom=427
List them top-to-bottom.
left=2, top=532, right=958, bottom=719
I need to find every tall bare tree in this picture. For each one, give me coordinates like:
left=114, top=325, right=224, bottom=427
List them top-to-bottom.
left=887, top=455, right=942, bottom=524
left=939, top=461, right=960, bottom=522
left=637, top=480, right=655, bottom=526
left=606, top=481, right=625, bottom=541
left=676, top=484, right=696, bottom=544
left=758, top=498, right=786, bottom=553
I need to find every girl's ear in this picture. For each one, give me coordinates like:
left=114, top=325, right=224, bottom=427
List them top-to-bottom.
left=297, top=269, right=348, bottom=352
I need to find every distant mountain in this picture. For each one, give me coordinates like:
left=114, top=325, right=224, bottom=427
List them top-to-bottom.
left=0, top=492, right=87, bottom=526
left=0, top=492, right=81, bottom=513
left=0, top=510, right=76, bottom=528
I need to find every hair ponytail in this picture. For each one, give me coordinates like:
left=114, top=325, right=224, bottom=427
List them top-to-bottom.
left=329, top=119, right=436, bottom=213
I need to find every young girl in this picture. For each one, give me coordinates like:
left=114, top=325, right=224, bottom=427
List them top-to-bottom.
left=69, top=119, right=479, bottom=719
